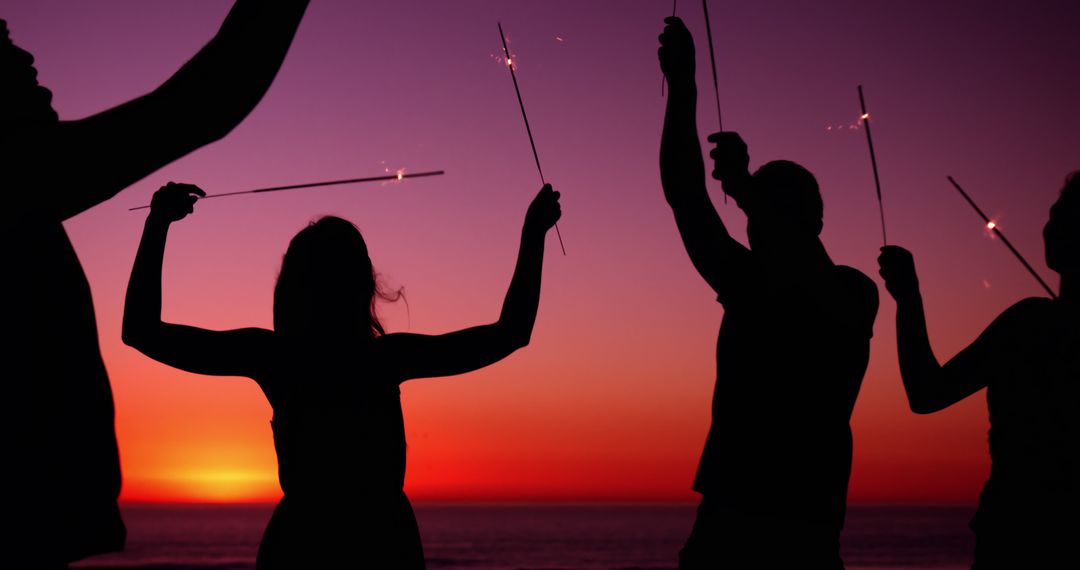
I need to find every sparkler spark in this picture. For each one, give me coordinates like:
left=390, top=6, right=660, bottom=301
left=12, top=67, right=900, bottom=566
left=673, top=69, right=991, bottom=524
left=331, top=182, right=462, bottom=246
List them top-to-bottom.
left=498, top=22, right=566, bottom=255
left=490, top=33, right=517, bottom=70
left=858, top=85, right=887, bottom=246
left=825, top=118, right=865, bottom=133
left=947, top=175, right=1057, bottom=298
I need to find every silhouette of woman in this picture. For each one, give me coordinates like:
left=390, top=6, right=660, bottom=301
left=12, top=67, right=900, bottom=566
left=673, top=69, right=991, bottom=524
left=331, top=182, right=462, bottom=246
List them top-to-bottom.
left=0, top=3, right=306, bottom=566
left=879, top=173, right=1078, bottom=569
left=123, top=182, right=562, bottom=569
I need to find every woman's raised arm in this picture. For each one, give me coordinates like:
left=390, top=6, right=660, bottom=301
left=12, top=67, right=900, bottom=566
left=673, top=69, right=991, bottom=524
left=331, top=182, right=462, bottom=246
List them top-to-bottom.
left=123, top=182, right=270, bottom=378
left=380, top=184, right=561, bottom=381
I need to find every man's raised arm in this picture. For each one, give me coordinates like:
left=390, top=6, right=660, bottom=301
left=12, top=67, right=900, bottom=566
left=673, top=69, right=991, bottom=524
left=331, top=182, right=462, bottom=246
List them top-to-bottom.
left=39, top=0, right=309, bottom=220
left=659, top=17, right=750, bottom=298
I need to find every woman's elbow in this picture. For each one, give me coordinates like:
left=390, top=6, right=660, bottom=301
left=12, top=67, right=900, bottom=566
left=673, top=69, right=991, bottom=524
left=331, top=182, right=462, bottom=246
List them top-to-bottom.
left=121, top=320, right=152, bottom=351
left=498, top=323, right=532, bottom=352
left=121, top=328, right=142, bottom=350
left=504, top=329, right=531, bottom=352
left=907, top=394, right=947, bottom=415
left=909, top=401, right=940, bottom=415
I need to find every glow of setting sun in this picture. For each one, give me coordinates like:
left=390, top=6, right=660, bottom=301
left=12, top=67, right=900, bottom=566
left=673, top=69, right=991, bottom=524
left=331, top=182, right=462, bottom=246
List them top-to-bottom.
left=162, top=469, right=280, bottom=503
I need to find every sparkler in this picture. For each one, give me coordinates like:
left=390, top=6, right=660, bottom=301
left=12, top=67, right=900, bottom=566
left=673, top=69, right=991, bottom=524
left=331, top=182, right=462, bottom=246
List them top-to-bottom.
left=701, top=0, right=723, bottom=132
left=701, top=0, right=728, bottom=204
left=498, top=22, right=566, bottom=255
left=858, top=85, right=887, bottom=246
left=128, top=170, right=445, bottom=211
left=947, top=176, right=1057, bottom=298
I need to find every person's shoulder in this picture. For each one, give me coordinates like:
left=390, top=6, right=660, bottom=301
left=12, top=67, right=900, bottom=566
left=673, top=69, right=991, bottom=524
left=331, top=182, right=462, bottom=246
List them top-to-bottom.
left=832, top=265, right=879, bottom=304
left=830, top=266, right=879, bottom=336
left=1007, top=296, right=1054, bottom=312
left=997, top=297, right=1054, bottom=326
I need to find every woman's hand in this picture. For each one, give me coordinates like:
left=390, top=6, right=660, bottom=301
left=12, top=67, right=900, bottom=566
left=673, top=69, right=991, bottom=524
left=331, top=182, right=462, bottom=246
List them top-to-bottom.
left=149, top=182, right=205, bottom=223
left=524, top=183, right=562, bottom=236
left=879, top=245, right=921, bottom=302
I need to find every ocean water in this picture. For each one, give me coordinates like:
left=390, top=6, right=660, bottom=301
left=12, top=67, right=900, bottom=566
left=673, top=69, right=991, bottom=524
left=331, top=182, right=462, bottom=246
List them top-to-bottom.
left=71, top=504, right=975, bottom=570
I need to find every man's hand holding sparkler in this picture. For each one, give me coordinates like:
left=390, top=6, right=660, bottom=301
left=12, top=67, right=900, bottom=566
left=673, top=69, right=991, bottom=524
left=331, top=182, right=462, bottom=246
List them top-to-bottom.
left=658, top=17, right=695, bottom=91
left=707, top=131, right=752, bottom=205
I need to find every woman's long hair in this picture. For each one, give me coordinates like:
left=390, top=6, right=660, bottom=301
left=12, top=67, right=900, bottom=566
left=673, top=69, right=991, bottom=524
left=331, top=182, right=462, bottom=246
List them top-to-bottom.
left=273, top=217, right=400, bottom=339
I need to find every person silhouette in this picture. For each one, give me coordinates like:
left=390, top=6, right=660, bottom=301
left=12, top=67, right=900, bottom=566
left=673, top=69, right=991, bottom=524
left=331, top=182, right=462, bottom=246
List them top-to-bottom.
left=0, top=3, right=307, bottom=567
left=658, top=17, right=879, bottom=569
left=878, top=173, right=1078, bottom=569
left=122, top=182, right=562, bottom=569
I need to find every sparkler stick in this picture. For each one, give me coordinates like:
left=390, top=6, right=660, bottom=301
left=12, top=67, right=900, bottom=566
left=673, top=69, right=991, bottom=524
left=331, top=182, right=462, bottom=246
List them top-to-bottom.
left=700, top=0, right=728, bottom=204
left=701, top=0, right=723, bottom=131
left=498, top=22, right=566, bottom=255
left=858, top=85, right=887, bottom=246
left=128, top=170, right=445, bottom=211
left=947, top=176, right=1058, bottom=298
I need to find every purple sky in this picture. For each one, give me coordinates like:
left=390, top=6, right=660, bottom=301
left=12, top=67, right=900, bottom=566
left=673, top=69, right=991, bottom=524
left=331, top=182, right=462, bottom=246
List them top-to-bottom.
left=4, top=0, right=1079, bottom=502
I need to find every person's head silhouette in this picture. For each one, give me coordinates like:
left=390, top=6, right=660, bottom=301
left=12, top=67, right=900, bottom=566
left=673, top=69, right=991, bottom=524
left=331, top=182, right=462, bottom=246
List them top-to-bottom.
left=0, top=20, right=58, bottom=124
left=748, top=159, right=824, bottom=244
left=1045, top=171, right=1079, bottom=278
left=274, top=217, right=397, bottom=340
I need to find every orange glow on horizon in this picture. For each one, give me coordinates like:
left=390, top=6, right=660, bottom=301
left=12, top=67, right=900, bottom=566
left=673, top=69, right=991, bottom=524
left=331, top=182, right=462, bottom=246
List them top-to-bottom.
left=25, top=0, right=1064, bottom=508
left=125, top=470, right=281, bottom=503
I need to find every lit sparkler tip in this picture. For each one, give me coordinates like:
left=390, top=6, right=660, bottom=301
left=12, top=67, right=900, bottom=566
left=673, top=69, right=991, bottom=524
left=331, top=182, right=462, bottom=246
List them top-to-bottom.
left=861, top=113, right=870, bottom=120
left=986, top=221, right=996, bottom=230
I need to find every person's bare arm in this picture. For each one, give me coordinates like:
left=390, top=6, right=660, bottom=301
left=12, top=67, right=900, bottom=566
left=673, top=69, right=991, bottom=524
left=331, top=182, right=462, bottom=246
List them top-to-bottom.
left=34, top=0, right=309, bottom=220
left=658, top=17, right=752, bottom=300
left=123, top=182, right=270, bottom=378
left=380, top=185, right=561, bottom=381
left=878, top=245, right=1027, bottom=413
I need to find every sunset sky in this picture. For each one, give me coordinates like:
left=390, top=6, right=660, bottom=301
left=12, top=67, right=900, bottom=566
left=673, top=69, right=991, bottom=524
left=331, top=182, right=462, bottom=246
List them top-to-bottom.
left=5, top=0, right=1079, bottom=503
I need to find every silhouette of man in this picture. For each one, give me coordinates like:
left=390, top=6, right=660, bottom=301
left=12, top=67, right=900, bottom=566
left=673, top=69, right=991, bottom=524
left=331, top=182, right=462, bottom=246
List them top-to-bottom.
left=1, top=2, right=308, bottom=566
left=658, top=17, right=878, bottom=569
left=879, top=173, right=1079, bottom=569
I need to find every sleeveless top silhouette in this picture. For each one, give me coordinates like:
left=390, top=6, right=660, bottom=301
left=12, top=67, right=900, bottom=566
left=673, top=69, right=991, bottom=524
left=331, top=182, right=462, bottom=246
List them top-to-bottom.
left=9, top=214, right=125, bottom=562
left=694, top=263, right=877, bottom=529
left=972, top=298, right=1079, bottom=542
left=253, top=337, right=424, bottom=569
left=269, top=353, right=405, bottom=497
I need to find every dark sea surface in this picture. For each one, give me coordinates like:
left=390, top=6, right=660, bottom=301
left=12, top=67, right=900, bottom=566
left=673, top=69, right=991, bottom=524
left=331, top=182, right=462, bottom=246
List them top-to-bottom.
left=71, top=504, right=975, bottom=570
